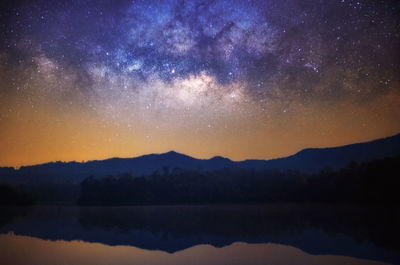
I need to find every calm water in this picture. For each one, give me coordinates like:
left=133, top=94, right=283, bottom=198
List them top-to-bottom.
left=0, top=204, right=399, bottom=265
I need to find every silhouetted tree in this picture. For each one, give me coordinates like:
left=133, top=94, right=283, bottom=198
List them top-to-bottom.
left=78, top=156, right=400, bottom=205
left=0, top=184, right=34, bottom=205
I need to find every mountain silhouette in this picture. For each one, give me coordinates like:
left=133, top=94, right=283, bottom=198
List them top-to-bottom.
left=1, top=134, right=399, bottom=184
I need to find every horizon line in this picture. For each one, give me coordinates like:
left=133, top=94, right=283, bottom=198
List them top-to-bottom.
left=2, top=132, right=399, bottom=170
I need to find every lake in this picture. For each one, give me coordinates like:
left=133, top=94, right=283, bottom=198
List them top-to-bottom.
left=0, top=204, right=399, bottom=265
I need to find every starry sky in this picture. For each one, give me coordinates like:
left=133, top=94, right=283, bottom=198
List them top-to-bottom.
left=0, top=0, right=399, bottom=167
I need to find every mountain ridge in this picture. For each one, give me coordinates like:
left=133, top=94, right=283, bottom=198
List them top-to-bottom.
left=1, top=133, right=399, bottom=184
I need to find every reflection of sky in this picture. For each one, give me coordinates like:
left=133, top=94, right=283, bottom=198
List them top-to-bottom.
left=0, top=205, right=398, bottom=264
left=0, top=234, right=388, bottom=265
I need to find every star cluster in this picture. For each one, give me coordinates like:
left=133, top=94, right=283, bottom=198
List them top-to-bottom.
left=0, top=0, right=399, bottom=166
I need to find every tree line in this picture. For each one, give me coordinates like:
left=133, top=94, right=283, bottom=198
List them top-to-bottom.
left=0, top=156, right=398, bottom=205
left=78, top=156, right=400, bottom=205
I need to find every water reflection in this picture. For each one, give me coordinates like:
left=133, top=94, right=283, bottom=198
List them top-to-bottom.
left=0, top=204, right=399, bottom=264
left=0, top=234, right=389, bottom=265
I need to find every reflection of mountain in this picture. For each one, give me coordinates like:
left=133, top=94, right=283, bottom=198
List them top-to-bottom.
left=1, top=134, right=399, bottom=184
left=0, top=205, right=399, bottom=264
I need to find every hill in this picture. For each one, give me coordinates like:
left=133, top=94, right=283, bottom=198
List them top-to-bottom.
left=0, top=134, right=399, bottom=184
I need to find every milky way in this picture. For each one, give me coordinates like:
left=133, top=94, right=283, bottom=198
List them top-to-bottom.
left=0, top=0, right=399, bottom=166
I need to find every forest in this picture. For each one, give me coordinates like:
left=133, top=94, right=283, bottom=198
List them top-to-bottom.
left=0, top=156, right=398, bottom=205
left=78, top=156, right=400, bottom=205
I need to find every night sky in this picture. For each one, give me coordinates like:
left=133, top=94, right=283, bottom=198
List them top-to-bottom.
left=0, top=0, right=399, bottom=167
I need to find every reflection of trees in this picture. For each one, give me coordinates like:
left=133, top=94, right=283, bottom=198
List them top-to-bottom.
left=78, top=204, right=400, bottom=251
left=0, top=206, right=31, bottom=228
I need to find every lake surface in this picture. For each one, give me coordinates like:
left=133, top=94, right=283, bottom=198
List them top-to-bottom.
left=0, top=204, right=399, bottom=265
